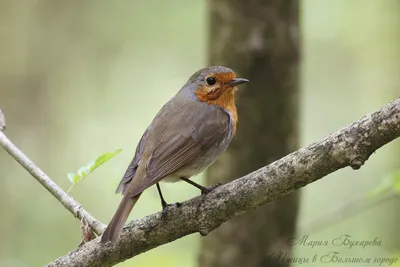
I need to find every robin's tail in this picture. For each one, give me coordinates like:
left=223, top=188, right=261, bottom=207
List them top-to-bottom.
left=101, top=193, right=142, bottom=242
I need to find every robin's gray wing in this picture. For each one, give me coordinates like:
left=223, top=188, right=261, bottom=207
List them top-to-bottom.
left=127, top=111, right=229, bottom=198
left=116, top=129, right=149, bottom=194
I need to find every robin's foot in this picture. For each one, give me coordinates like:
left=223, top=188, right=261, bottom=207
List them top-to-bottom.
left=201, top=183, right=222, bottom=195
left=161, top=199, right=169, bottom=211
left=161, top=201, right=182, bottom=214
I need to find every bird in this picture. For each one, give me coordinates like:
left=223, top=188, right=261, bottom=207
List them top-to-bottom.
left=101, top=66, right=249, bottom=242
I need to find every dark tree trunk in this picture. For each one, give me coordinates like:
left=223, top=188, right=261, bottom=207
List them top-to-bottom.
left=199, top=1, right=300, bottom=267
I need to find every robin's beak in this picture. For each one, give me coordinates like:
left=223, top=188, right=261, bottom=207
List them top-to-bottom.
left=227, top=78, right=249, bottom=87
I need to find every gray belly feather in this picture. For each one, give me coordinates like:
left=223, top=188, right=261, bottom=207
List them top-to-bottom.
left=163, top=107, right=234, bottom=183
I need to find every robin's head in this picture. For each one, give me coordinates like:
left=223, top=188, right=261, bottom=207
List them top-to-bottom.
left=183, top=66, right=248, bottom=135
left=186, top=66, right=249, bottom=103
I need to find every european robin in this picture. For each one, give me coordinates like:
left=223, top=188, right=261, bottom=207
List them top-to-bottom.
left=101, top=66, right=249, bottom=242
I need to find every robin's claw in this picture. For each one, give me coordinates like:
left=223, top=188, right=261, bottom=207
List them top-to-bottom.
left=161, top=199, right=169, bottom=211
left=161, top=202, right=182, bottom=215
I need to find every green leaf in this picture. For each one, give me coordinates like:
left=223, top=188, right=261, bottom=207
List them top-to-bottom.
left=67, top=149, right=122, bottom=192
left=91, top=149, right=122, bottom=171
left=77, top=162, right=93, bottom=177
left=67, top=172, right=79, bottom=184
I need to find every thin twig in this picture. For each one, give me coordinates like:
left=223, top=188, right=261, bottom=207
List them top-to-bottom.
left=0, top=109, right=5, bottom=131
left=0, top=110, right=106, bottom=235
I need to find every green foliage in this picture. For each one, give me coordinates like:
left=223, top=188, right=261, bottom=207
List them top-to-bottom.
left=67, top=149, right=122, bottom=192
left=370, top=170, right=400, bottom=197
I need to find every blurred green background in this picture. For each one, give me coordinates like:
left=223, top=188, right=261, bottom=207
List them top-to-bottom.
left=0, top=0, right=399, bottom=266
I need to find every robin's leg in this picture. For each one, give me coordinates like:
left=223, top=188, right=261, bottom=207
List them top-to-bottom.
left=180, top=177, right=221, bottom=195
left=156, top=183, right=181, bottom=211
left=156, top=183, right=169, bottom=210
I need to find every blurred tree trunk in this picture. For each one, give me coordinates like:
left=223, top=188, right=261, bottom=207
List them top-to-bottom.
left=199, top=1, right=300, bottom=267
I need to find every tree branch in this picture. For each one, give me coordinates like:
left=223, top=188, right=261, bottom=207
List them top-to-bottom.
left=23, top=99, right=400, bottom=266
left=0, top=110, right=106, bottom=236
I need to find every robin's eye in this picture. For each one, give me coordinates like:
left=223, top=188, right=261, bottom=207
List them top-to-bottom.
left=206, top=77, right=216, bottom=86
